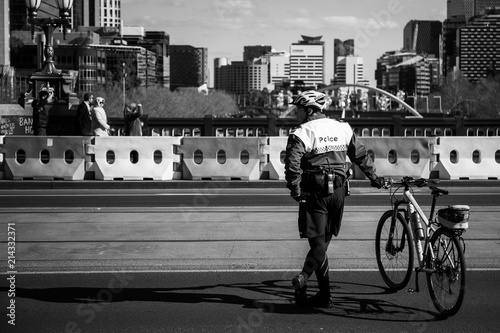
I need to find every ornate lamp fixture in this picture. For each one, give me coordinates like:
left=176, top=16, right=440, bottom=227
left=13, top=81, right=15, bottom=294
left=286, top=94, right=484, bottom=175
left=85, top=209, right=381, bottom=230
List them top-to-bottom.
left=25, top=0, right=74, bottom=74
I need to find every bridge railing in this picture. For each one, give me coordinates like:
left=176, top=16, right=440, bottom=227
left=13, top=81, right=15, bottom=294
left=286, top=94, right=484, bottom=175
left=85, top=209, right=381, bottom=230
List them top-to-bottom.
left=107, top=114, right=500, bottom=138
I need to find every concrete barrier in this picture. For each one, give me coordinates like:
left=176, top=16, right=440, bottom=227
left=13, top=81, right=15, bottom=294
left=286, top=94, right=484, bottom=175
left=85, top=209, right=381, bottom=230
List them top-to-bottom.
left=0, top=135, right=4, bottom=180
left=0, top=136, right=89, bottom=180
left=0, top=136, right=499, bottom=181
left=86, top=137, right=182, bottom=180
left=178, top=137, right=267, bottom=180
left=263, top=137, right=288, bottom=180
left=354, top=137, right=436, bottom=179
left=432, top=137, right=500, bottom=180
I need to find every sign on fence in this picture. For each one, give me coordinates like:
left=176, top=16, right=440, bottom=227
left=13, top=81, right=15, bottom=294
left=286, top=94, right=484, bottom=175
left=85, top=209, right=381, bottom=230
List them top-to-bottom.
left=0, top=116, right=33, bottom=135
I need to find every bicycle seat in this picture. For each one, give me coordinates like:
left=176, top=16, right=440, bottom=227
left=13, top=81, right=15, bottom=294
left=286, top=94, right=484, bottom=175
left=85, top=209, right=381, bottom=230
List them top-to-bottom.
left=429, top=185, right=449, bottom=196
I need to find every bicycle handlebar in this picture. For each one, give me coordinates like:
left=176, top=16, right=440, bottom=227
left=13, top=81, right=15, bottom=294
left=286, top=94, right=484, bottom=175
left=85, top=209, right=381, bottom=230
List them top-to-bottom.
left=382, top=176, right=435, bottom=189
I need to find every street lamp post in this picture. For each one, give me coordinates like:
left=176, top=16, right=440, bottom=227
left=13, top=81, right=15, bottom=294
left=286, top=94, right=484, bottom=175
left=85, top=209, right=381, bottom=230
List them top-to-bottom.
left=24, top=0, right=78, bottom=135
left=26, top=0, right=74, bottom=75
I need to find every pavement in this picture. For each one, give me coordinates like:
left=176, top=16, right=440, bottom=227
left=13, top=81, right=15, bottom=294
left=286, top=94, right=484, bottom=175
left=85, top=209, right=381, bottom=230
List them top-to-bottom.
left=1, top=180, right=499, bottom=273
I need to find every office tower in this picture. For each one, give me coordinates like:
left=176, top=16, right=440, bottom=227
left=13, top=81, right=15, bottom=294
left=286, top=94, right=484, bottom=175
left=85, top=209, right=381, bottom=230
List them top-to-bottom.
left=447, top=0, right=500, bottom=21
left=458, top=9, right=500, bottom=81
left=442, top=16, right=467, bottom=77
left=403, top=20, right=442, bottom=57
left=144, top=31, right=170, bottom=88
left=289, top=35, right=324, bottom=87
left=333, top=39, right=354, bottom=80
left=170, top=45, right=208, bottom=90
left=243, top=45, right=272, bottom=62
left=267, top=51, right=290, bottom=87
left=334, top=56, right=367, bottom=86
left=214, top=57, right=231, bottom=90
left=217, top=59, right=269, bottom=95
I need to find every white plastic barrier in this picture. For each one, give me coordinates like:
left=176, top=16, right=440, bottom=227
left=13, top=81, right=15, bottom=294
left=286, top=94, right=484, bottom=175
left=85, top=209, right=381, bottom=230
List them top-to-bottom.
left=0, top=135, right=4, bottom=180
left=0, top=136, right=89, bottom=180
left=86, top=137, right=182, bottom=180
left=178, top=137, right=267, bottom=180
left=264, top=137, right=288, bottom=180
left=354, top=137, right=436, bottom=179
left=432, top=137, right=500, bottom=180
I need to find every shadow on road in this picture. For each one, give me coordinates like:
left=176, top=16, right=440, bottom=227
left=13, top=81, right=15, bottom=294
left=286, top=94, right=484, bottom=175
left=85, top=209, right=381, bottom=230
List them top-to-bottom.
left=2, top=278, right=444, bottom=322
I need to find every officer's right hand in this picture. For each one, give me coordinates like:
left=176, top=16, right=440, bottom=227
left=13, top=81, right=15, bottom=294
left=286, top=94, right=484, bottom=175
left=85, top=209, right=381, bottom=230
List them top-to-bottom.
left=370, top=176, right=384, bottom=189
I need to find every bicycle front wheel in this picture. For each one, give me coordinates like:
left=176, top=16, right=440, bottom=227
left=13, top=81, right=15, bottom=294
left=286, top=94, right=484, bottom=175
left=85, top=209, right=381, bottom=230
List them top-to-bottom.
left=375, top=210, right=414, bottom=290
left=426, top=227, right=466, bottom=316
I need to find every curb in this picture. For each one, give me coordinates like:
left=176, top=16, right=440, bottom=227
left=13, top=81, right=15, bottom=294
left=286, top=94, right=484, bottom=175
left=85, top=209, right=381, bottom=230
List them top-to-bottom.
left=1, top=179, right=500, bottom=190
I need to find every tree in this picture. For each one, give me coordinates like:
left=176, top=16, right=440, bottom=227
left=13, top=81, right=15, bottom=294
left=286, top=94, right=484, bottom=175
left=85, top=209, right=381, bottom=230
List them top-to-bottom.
left=440, top=72, right=500, bottom=118
left=92, top=85, right=238, bottom=118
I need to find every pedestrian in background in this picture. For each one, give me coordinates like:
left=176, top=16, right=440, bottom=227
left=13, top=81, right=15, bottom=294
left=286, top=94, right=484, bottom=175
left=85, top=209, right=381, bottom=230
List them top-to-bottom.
left=32, top=90, right=50, bottom=136
left=285, top=90, right=383, bottom=308
left=74, top=92, right=94, bottom=136
left=91, top=97, right=113, bottom=136
left=123, top=102, right=143, bottom=136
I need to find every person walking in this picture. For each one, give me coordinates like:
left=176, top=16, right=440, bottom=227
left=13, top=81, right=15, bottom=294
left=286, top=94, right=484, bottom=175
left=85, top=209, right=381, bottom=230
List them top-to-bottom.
left=32, top=90, right=50, bottom=136
left=284, top=90, right=383, bottom=308
left=75, top=93, right=94, bottom=136
left=91, top=97, right=112, bottom=136
left=123, top=102, right=143, bottom=136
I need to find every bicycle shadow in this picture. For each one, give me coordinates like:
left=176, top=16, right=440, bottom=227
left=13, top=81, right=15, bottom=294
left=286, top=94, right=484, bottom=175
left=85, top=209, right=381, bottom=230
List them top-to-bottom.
left=2, top=278, right=444, bottom=323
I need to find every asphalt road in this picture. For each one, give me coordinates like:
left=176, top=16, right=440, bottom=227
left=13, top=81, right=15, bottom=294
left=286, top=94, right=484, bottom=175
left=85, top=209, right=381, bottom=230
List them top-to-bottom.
left=0, top=185, right=499, bottom=332
left=1, top=185, right=500, bottom=208
left=1, top=271, right=500, bottom=333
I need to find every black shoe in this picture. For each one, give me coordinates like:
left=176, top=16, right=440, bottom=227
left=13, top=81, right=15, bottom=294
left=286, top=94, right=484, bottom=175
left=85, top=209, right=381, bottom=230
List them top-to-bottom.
left=292, top=274, right=307, bottom=307
left=308, top=292, right=334, bottom=309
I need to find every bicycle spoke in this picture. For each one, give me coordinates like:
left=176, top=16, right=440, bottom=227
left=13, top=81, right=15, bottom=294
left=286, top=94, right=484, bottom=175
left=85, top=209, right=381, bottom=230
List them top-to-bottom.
left=376, top=211, right=414, bottom=290
left=427, top=228, right=465, bottom=316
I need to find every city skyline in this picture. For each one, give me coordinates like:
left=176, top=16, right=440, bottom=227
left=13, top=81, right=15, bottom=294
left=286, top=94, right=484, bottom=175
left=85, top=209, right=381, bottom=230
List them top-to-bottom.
left=121, top=0, right=447, bottom=86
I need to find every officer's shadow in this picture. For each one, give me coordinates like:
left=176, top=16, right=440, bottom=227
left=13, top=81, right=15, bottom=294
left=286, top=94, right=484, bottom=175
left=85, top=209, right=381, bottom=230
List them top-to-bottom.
left=4, top=278, right=441, bottom=322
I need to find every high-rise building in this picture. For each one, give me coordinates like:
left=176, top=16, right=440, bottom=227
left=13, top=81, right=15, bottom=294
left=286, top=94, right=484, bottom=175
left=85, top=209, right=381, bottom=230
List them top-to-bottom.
left=72, top=0, right=121, bottom=28
left=442, top=0, right=500, bottom=77
left=447, top=0, right=500, bottom=21
left=458, top=9, right=500, bottom=81
left=442, top=16, right=467, bottom=77
left=403, top=20, right=442, bottom=57
left=289, top=35, right=324, bottom=87
left=333, top=39, right=354, bottom=80
left=170, top=45, right=208, bottom=90
left=243, top=45, right=272, bottom=62
left=267, top=51, right=290, bottom=87
left=334, top=56, right=368, bottom=86
left=214, top=57, right=231, bottom=90
left=217, top=59, right=269, bottom=95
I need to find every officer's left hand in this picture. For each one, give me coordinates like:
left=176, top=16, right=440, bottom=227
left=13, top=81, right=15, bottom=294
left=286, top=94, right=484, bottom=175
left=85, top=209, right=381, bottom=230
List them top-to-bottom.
left=292, top=191, right=309, bottom=203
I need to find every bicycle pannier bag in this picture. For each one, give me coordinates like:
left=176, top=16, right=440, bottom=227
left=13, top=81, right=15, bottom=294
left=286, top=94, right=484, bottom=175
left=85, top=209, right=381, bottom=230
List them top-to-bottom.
left=438, top=205, right=470, bottom=229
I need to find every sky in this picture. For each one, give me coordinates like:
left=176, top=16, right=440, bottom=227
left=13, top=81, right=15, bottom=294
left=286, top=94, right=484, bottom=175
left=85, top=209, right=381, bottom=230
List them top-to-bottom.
left=121, top=0, right=447, bottom=87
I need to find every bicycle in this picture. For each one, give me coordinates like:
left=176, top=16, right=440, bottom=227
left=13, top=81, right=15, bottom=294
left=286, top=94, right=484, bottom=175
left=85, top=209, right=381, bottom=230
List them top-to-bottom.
left=375, top=176, right=470, bottom=316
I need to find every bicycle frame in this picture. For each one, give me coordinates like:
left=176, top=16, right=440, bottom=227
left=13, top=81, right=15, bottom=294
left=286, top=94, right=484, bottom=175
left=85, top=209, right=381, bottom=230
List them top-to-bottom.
left=391, top=187, right=439, bottom=270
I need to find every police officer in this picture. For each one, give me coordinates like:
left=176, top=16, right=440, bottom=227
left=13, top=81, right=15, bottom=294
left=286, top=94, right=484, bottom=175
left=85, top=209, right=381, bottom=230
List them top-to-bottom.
left=284, top=90, right=383, bottom=308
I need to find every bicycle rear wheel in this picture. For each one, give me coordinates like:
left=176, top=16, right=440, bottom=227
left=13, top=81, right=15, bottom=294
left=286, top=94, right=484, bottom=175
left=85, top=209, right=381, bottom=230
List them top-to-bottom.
left=375, top=210, right=414, bottom=290
left=426, top=227, right=466, bottom=316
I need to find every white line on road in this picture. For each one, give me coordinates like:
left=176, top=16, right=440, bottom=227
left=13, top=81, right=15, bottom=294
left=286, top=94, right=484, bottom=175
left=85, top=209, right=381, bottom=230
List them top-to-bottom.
left=2, top=268, right=499, bottom=275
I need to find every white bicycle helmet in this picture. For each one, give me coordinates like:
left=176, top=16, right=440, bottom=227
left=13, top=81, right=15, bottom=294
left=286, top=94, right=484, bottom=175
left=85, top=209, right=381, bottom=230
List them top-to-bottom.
left=291, top=90, right=329, bottom=111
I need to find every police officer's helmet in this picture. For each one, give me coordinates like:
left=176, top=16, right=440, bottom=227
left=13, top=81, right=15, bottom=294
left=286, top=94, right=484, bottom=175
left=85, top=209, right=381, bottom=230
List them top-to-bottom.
left=291, top=90, right=329, bottom=112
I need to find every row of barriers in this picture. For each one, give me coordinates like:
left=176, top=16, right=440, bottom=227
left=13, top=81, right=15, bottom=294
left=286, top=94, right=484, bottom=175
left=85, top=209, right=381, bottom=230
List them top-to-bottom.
left=1, top=135, right=499, bottom=181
